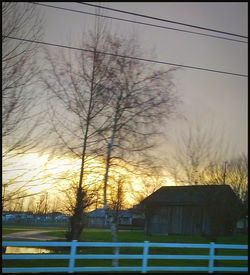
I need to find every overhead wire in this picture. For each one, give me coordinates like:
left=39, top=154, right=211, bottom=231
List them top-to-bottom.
left=32, top=2, right=247, bottom=44
left=77, top=2, right=248, bottom=39
left=2, top=35, right=247, bottom=78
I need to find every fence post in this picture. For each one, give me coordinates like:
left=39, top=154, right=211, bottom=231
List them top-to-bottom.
left=69, top=240, right=77, bottom=273
left=142, top=241, right=149, bottom=273
left=208, top=242, right=215, bottom=273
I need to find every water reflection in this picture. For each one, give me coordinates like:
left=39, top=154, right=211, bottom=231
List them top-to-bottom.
left=5, top=247, right=52, bottom=254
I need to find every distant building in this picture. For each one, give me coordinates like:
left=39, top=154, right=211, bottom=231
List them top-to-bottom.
left=140, top=185, right=242, bottom=236
left=86, top=208, right=145, bottom=228
left=86, top=208, right=107, bottom=228
left=2, top=211, right=69, bottom=225
left=2, top=211, right=33, bottom=222
left=3, top=214, right=16, bottom=221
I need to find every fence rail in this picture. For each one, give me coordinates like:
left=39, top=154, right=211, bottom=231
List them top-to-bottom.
left=2, top=240, right=248, bottom=273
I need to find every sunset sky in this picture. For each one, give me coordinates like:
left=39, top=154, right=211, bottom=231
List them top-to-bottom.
left=3, top=2, right=248, bottom=209
left=40, top=2, right=247, bottom=156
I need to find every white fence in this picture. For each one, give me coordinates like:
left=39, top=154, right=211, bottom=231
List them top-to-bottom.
left=2, top=241, right=248, bottom=273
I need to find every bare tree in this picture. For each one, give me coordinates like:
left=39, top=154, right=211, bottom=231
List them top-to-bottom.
left=2, top=2, right=45, bottom=203
left=3, top=2, right=43, bottom=145
left=42, top=8, right=179, bottom=241
left=41, top=18, right=161, bottom=240
left=42, top=24, right=120, bottom=239
left=95, top=35, right=179, bottom=266
left=102, top=41, right=179, bottom=213
left=165, top=120, right=230, bottom=185
left=165, top=120, right=247, bottom=211
left=203, top=154, right=248, bottom=206
left=225, top=154, right=248, bottom=204
left=2, top=155, right=53, bottom=208
left=131, top=171, right=166, bottom=205
left=56, top=173, right=97, bottom=240
left=106, top=176, right=126, bottom=267
left=109, top=177, right=126, bottom=214
left=59, top=178, right=96, bottom=216
left=3, top=190, right=27, bottom=212
left=34, top=192, right=49, bottom=215
left=26, top=196, right=36, bottom=213
left=50, top=196, right=61, bottom=214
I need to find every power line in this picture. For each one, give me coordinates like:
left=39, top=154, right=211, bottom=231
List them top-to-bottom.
left=32, top=2, right=247, bottom=44
left=78, top=2, right=248, bottom=39
left=2, top=35, right=247, bottom=78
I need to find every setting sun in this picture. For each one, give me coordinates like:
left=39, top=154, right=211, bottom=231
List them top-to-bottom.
left=3, top=150, right=174, bottom=212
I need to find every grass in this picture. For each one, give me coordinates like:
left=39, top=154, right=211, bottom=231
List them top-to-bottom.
left=3, top=224, right=247, bottom=243
left=3, top=226, right=248, bottom=271
left=42, top=227, right=248, bottom=243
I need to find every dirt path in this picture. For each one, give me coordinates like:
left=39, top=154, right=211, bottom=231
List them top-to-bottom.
left=2, top=230, right=64, bottom=241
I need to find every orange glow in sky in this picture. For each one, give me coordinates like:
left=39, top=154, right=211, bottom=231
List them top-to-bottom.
left=3, top=152, right=175, bottom=211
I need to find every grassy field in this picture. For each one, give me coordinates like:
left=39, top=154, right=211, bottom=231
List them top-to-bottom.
left=4, top=225, right=247, bottom=243
left=3, top=226, right=248, bottom=271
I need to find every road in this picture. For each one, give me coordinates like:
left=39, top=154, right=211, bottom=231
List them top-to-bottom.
left=2, top=230, right=64, bottom=241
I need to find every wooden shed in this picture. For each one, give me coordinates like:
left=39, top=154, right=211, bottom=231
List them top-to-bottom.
left=140, top=185, right=242, bottom=236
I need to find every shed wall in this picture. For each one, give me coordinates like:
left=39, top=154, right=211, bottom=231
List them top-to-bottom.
left=146, top=205, right=212, bottom=235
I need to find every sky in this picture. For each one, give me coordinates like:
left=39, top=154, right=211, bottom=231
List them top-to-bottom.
left=39, top=1, right=248, bottom=157
left=3, top=2, right=248, bottom=208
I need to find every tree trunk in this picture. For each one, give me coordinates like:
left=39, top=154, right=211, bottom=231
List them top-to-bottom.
left=67, top=187, right=84, bottom=241
left=110, top=215, right=119, bottom=267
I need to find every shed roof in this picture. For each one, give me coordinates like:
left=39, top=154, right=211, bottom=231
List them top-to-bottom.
left=140, top=184, right=240, bottom=206
left=87, top=208, right=106, bottom=218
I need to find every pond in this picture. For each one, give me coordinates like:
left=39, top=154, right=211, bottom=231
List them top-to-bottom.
left=4, top=246, right=84, bottom=254
left=5, top=247, right=53, bottom=254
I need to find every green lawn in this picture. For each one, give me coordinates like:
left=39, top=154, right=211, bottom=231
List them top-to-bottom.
left=3, top=225, right=247, bottom=244
left=3, top=226, right=248, bottom=271
left=40, top=227, right=248, bottom=244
